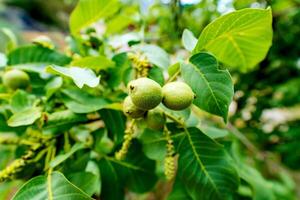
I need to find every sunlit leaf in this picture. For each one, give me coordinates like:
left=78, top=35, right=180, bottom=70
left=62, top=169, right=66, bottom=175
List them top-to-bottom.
left=70, top=0, right=120, bottom=34
left=194, top=8, right=272, bottom=72
left=182, top=29, right=197, bottom=52
left=71, top=56, right=115, bottom=71
left=46, top=65, right=100, bottom=88
left=10, top=90, right=33, bottom=113
left=7, top=107, right=41, bottom=127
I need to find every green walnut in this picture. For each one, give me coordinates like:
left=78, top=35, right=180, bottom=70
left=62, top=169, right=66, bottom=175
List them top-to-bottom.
left=2, top=69, right=30, bottom=90
left=128, top=77, right=162, bottom=110
left=162, top=82, right=194, bottom=110
left=123, top=96, right=145, bottom=118
left=146, top=108, right=166, bottom=131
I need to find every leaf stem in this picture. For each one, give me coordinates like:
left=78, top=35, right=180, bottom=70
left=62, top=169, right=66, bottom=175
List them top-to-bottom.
left=166, top=69, right=180, bottom=83
left=164, top=112, right=184, bottom=126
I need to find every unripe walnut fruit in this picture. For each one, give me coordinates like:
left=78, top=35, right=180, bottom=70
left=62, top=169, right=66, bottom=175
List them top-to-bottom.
left=2, top=69, right=30, bottom=90
left=128, top=77, right=162, bottom=110
left=162, top=82, right=194, bottom=110
left=123, top=96, right=145, bottom=118
left=146, top=108, right=166, bottom=131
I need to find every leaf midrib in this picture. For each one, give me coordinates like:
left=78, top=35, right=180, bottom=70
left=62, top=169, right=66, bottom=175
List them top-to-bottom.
left=190, top=63, right=223, bottom=116
left=184, top=128, right=222, bottom=199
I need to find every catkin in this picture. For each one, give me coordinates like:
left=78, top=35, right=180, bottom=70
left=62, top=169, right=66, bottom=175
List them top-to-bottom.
left=128, top=52, right=152, bottom=77
left=115, top=120, right=135, bottom=160
left=164, top=128, right=176, bottom=180
left=0, top=144, right=41, bottom=182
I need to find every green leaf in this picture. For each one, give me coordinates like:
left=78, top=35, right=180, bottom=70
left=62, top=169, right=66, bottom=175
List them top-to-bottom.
left=70, top=0, right=120, bottom=34
left=194, top=8, right=272, bottom=72
left=106, top=14, right=133, bottom=35
left=1, top=28, right=17, bottom=52
left=182, top=29, right=197, bottom=52
left=133, top=44, right=170, bottom=69
left=8, top=45, right=71, bottom=66
left=0, top=53, right=7, bottom=67
left=107, top=53, right=131, bottom=88
left=181, top=53, right=233, bottom=121
left=71, top=56, right=115, bottom=71
left=168, top=62, right=180, bottom=77
left=46, top=65, right=100, bottom=88
left=148, top=66, right=165, bottom=86
left=45, top=77, right=63, bottom=99
left=61, top=89, right=111, bottom=113
left=10, top=90, right=33, bottom=113
left=7, top=107, right=41, bottom=127
left=98, top=109, right=125, bottom=145
left=44, top=110, right=88, bottom=129
left=201, top=125, right=229, bottom=139
left=172, top=127, right=239, bottom=200
left=139, top=128, right=167, bottom=161
left=98, top=141, right=157, bottom=199
left=50, top=143, right=86, bottom=168
left=98, top=159, right=124, bottom=200
left=12, top=171, right=92, bottom=200
left=67, top=172, right=100, bottom=196
left=168, top=178, right=193, bottom=200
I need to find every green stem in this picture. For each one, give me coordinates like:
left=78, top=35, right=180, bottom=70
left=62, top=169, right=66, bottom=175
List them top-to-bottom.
left=166, top=69, right=180, bottom=83
left=164, top=112, right=184, bottom=126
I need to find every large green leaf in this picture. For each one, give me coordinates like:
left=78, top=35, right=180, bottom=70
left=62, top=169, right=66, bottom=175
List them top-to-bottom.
left=70, top=0, right=120, bottom=34
left=194, top=8, right=272, bottom=72
left=106, top=14, right=133, bottom=35
left=8, top=45, right=71, bottom=66
left=181, top=53, right=233, bottom=121
left=71, top=56, right=115, bottom=71
left=46, top=65, right=100, bottom=88
left=61, top=89, right=113, bottom=113
left=10, top=90, right=33, bottom=113
left=7, top=107, right=41, bottom=127
left=98, top=109, right=125, bottom=145
left=171, top=127, right=239, bottom=200
left=139, top=128, right=167, bottom=161
left=98, top=141, right=157, bottom=200
left=98, top=159, right=124, bottom=200
left=12, top=171, right=92, bottom=200
left=67, top=172, right=100, bottom=196
left=168, top=178, right=193, bottom=200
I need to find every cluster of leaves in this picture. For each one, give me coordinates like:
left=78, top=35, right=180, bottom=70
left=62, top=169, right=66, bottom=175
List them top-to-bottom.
left=0, top=0, right=298, bottom=199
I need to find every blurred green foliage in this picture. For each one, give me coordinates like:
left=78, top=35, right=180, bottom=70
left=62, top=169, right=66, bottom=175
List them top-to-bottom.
left=0, top=0, right=299, bottom=199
